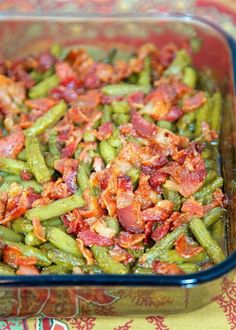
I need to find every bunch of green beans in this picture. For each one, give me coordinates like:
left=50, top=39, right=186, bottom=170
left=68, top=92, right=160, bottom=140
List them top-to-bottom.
left=0, top=45, right=227, bottom=276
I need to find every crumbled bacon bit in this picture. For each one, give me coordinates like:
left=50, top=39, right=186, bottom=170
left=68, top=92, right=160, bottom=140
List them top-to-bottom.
left=152, top=260, right=184, bottom=275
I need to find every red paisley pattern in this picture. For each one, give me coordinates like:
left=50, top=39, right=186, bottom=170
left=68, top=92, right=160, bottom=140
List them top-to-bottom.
left=213, top=276, right=236, bottom=330
left=146, top=316, right=170, bottom=330
left=69, top=317, right=96, bottom=330
left=113, top=320, right=133, bottom=330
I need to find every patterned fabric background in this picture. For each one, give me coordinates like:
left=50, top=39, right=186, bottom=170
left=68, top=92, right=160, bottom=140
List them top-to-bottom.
left=0, top=0, right=236, bottom=329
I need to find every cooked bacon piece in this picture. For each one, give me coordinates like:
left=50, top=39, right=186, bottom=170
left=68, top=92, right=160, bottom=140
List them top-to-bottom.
left=37, top=52, right=56, bottom=72
left=55, top=62, right=76, bottom=81
left=0, top=74, right=25, bottom=114
left=183, top=91, right=206, bottom=112
left=128, top=92, right=144, bottom=109
left=25, top=98, right=57, bottom=112
left=164, top=106, right=183, bottom=122
left=67, top=107, right=89, bottom=124
left=131, top=110, right=156, bottom=138
left=201, top=121, right=218, bottom=142
left=97, top=122, right=113, bottom=141
left=152, top=127, right=189, bottom=157
left=0, top=131, right=24, bottom=159
left=61, top=136, right=82, bottom=158
left=159, top=151, right=206, bottom=197
left=93, top=157, right=104, bottom=172
left=54, top=158, right=78, bottom=194
left=20, top=170, right=32, bottom=181
left=135, top=173, right=158, bottom=210
left=149, top=173, right=168, bottom=191
left=116, top=175, right=144, bottom=233
left=43, top=178, right=71, bottom=200
left=0, top=185, right=28, bottom=224
left=81, top=188, right=105, bottom=219
left=100, top=189, right=117, bottom=216
left=204, top=189, right=225, bottom=214
left=181, top=197, right=204, bottom=217
left=141, top=200, right=173, bottom=222
left=117, top=203, right=144, bottom=233
left=62, top=209, right=89, bottom=235
left=32, top=217, right=46, bottom=242
left=91, top=218, right=116, bottom=239
left=151, top=222, right=170, bottom=241
left=77, top=230, right=113, bottom=247
left=118, top=231, right=145, bottom=249
left=175, top=234, right=203, bottom=258
left=76, top=238, right=94, bottom=265
left=109, top=245, right=134, bottom=264
left=3, top=246, right=37, bottom=268
left=152, top=260, right=184, bottom=275
left=16, top=265, right=39, bottom=275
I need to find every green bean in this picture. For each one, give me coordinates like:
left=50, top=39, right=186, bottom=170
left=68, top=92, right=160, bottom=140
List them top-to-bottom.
left=50, top=43, right=63, bottom=57
left=102, top=48, right=117, bottom=64
left=164, top=49, right=191, bottom=76
left=138, top=57, right=151, bottom=91
left=183, top=67, right=197, bottom=88
left=28, top=74, right=59, bottom=99
left=102, top=83, right=149, bottom=96
left=211, top=92, right=222, bottom=132
left=195, top=99, right=210, bottom=137
left=24, top=101, right=67, bottom=137
left=112, top=101, right=130, bottom=114
left=101, top=104, right=112, bottom=124
left=177, top=112, right=195, bottom=131
left=112, top=113, right=130, bottom=125
left=143, top=114, right=155, bottom=123
left=157, top=120, right=173, bottom=131
left=48, top=130, right=60, bottom=160
left=83, top=131, right=97, bottom=142
left=25, top=136, right=51, bottom=184
left=99, top=140, right=116, bottom=164
left=202, top=148, right=212, bottom=160
left=17, top=149, right=27, bottom=161
left=0, top=158, right=31, bottom=175
left=205, top=159, right=216, bottom=171
left=77, top=162, right=90, bottom=192
left=127, top=167, right=140, bottom=188
left=204, top=170, right=217, bottom=185
left=3, top=175, right=42, bottom=193
left=194, top=177, right=223, bottom=202
left=0, top=182, right=10, bottom=192
left=162, top=188, right=182, bottom=211
left=25, top=192, right=85, bottom=221
left=203, top=207, right=226, bottom=228
left=104, top=216, right=120, bottom=235
left=41, top=217, right=63, bottom=227
left=189, top=217, right=225, bottom=264
left=12, top=218, right=33, bottom=234
left=211, top=219, right=225, bottom=243
left=0, top=225, right=24, bottom=242
left=139, top=225, right=187, bottom=266
left=47, top=227, right=82, bottom=257
left=25, top=232, right=43, bottom=246
left=1, top=239, right=51, bottom=266
left=91, top=246, right=129, bottom=274
left=46, top=247, right=85, bottom=269
left=127, top=249, right=144, bottom=258
left=160, top=249, right=208, bottom=264
left=0, top=262, right=16, bottom=275
left=178, top=263, right=200, bottom=273
left=41, top=265, right=71, bottom=274
left=84, top=265, right=102, bottom=274
left=133, top=267, right=153, bottom=274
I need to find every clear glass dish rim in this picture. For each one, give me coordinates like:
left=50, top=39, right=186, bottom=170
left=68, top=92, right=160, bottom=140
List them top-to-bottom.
left=0, top=13, right=235, bottom=288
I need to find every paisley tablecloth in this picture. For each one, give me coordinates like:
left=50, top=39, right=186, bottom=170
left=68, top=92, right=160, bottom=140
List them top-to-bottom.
left=0, top=0, right=236, bottom=329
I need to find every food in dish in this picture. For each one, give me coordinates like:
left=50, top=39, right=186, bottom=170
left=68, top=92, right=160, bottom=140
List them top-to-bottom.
left=0, top=43, right=226, bottom=275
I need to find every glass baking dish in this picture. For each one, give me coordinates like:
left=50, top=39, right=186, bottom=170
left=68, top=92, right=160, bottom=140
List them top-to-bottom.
left=0, top=13, right=235, bottom=318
